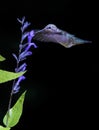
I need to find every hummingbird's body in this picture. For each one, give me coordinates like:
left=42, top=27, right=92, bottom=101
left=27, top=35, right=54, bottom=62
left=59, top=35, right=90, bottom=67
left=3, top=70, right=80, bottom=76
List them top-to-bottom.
left=33, top=24, right=91, bottom=48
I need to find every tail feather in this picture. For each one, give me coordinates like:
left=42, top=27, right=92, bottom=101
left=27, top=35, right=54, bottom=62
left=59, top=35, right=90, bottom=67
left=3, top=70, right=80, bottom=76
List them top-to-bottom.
left=75, top=37, right=92, bottom=44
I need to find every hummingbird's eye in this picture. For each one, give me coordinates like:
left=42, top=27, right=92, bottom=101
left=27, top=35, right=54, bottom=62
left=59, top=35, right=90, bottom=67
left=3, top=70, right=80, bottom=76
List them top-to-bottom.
left=47, top=26, right=51, bottom=29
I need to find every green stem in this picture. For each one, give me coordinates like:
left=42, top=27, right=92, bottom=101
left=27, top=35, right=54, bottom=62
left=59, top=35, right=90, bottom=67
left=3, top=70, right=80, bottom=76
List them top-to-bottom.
left=6, top=80, right=15, bottom=126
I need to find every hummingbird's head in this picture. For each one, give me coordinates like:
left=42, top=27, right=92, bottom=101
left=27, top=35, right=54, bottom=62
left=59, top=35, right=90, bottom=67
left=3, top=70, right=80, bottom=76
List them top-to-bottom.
left=44, top=24, right=61, bottom=33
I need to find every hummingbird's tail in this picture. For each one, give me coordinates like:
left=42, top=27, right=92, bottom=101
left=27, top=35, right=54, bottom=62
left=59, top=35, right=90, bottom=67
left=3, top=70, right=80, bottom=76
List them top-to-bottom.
left=74, top=37, right=92, bottom=45
left=58, top=38, right=92, bottom=48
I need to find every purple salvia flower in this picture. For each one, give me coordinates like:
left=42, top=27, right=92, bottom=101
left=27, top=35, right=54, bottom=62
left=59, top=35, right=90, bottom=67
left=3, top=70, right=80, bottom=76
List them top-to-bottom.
left=17, top=16, right=25, bottom=24
left=12, top=17, right=37, bottom=94
left=21, top=17, right=25, bottom=24
left=21, top=22, right=30, bottom=33
left=28, top=30, right=34, bottom=43
left=28, top=30, right=37, bottom=48
left=21, top=32, right=29, bottom=43
left=19, top=42, right=36, bottom=50
left=31, top=42, right=37, bottom=48
left=25, top=43, right=36, bottom=52
left=19, top=51, right=32, bottom=61
left=12, top=53, right=18, bottom=62
left=15, top=63, right=27, bottom=72
left=13, top=76, right=26, bottom=94
left=15, top=76, right=26, bottom=86
left=13, top=86, right=20, bottom=94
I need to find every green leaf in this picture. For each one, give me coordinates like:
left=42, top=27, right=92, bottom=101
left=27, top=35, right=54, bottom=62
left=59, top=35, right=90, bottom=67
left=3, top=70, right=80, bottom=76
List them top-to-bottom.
left=0, top=55, right=6, bottom=61
left=0, top=70, right=26, bottom=83
left=3, top=91, right=27, bottom=127
left=0, top=126, right=10, bottom=130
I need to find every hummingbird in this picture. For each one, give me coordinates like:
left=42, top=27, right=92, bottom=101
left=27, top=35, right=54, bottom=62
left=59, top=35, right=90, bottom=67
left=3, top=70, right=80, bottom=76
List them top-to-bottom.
left=33, top=24, right=92, bottom=48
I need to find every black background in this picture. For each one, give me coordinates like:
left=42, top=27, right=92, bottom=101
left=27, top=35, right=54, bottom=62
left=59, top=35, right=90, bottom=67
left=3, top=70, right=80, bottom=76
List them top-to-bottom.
left=0, top=0, right=98, bottom=129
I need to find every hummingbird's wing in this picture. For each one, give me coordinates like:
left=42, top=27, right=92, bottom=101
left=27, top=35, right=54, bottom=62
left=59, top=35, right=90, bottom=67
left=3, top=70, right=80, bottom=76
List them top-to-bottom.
left=33, top=29, right=61, bottom=43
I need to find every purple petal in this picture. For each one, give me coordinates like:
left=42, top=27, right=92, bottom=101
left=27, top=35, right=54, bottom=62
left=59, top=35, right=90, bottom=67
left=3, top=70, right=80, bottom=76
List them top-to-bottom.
left=17, top=16, right=25, bottom=24
left=22, top=17, right=25, bottom=24
left=17, top=18, right=22, bottom=24
left=21, top=22, right=30, bottom=32
left=28, top=30, right=35, bottom=43
left=30, top=30, right=35, bottom=37
left=21, top=32, right=29, bottom=43
left=32, top=42, right=37, bottom=48
left=25, top=43, right=36, bottom=51
left=19, top=51, right=32, bottom=61
left=19, top=51, right=26, bottom=61
left=23, top=51, right=32, bottom=57
left=12, top=53, right=18, bottom=62
left=19, top=57, right=26, bottom=62
left=15, top=63, right=27, bottom=72
left=13, top=76, right=26, bottom=94
left=15, top=76, right=26, bottom=86
left=17, top=76, right=26, bottom=84
left=13, top=86, right=20, bottom=94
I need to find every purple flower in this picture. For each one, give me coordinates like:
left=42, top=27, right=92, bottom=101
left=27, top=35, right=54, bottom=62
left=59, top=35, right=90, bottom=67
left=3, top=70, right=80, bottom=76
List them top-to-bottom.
left=12, top=17, right=37, bottom=94
left=21, top=22, right=30, bottom=33
left=27, top=30, right=37, bottom=48
left=28, top=30, right=34, bottom=42
left=21, top=32, right=29, bottom=43
left=19, top=51, right=32, bottom=61
left=15, top=63, right=27, bottom=72
left=13, top=76, right=26, bottom=94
